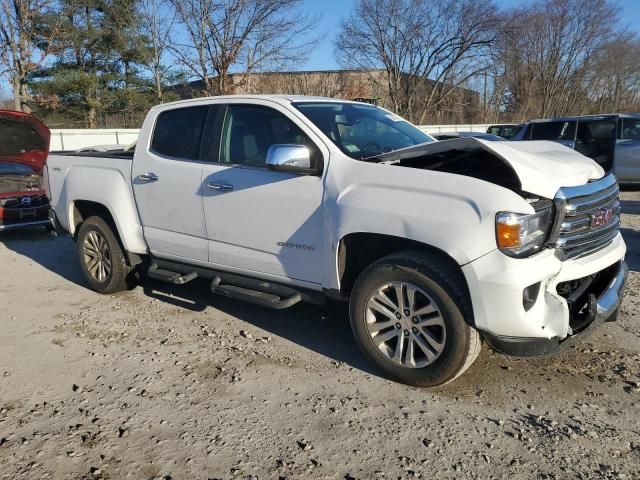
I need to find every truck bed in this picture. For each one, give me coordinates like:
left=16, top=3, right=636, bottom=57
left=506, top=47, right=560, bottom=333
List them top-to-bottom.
left=49, top=150, right=135, bottom=160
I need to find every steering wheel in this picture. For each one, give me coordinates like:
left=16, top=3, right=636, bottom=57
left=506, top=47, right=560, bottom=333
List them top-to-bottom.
left=360, top=141, right=383, bottom=157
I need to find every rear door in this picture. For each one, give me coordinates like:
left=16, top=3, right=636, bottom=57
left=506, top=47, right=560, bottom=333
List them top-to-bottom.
left=201, top=101, right=327, bottom=287
left=132, top=105, right=212, bottom=261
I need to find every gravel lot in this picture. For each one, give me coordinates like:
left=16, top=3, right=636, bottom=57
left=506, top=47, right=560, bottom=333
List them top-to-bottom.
left=1, top=190, right=639, bottom=480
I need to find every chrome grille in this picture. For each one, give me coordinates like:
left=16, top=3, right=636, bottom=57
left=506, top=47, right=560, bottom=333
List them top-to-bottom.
left=551, top=174, right=621, bottom=259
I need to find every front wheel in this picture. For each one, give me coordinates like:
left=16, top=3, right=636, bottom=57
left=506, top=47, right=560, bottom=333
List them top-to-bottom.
left=76, top=216, right=130, bottom=294
left=349, top=252, right=481, bottom=387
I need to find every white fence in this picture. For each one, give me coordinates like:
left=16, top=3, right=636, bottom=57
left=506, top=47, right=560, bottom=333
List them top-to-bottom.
left=49, top=124, right=499, bottom=151
left=418, top=124, right=494, bottom=134
left=50, top=129, right=141, bottom=151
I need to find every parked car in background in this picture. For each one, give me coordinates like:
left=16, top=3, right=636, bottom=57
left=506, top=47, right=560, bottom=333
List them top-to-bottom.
left=46, top=95, right=627, bottom=387
left=0, top=110, right=51, bottom=231
left=511, top=114, right=640, bottom=183
left=486, top=124, right=520, bottom=139
left=434, top=131, right=504, bottom=141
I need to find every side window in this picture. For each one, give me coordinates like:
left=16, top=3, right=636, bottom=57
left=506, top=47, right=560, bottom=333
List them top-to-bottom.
left=220, top=105, right=321, bottom=168
left=151, top=106, right=209, bottom=160
left=622, top=118, right=640, bottom=140
left=531, top=121, right=576, bottom=141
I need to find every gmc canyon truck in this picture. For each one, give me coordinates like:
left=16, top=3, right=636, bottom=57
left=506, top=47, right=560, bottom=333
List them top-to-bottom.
left=45, top=96, right=628, bottom=386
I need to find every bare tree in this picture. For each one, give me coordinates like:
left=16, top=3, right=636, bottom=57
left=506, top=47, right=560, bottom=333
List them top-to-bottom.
left=0, top=0, right=61, bottom=112
left=138, top=0, right=176, bottom=103
left=169, top=0, right=317, bottom=96
left=335, top=0, right=498, bottom=123
left=496, top=0, right=620, bottom=120
left=587, top=38, right=640, bottom=113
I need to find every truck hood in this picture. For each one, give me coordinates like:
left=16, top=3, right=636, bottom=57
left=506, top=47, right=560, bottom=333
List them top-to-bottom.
left=0, top=110, right=51, bottom=173
left=376, top=138, right=604, bottom=199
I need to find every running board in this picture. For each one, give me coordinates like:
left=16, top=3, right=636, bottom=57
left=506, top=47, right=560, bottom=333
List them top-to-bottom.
left=147, top=263, right=198, bottom=285
left=210, top=276, right=302, bottom=309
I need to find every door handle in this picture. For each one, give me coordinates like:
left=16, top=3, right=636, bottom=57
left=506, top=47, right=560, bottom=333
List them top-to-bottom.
left=139, top=172, right=159, bottom=182
left=207, top=182, right=233, bottom=191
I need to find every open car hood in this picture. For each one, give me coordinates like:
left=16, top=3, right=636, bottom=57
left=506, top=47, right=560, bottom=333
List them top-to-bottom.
left=0, top=110, right=50, bottom=173
left=376, top=138, right=604, bottom=198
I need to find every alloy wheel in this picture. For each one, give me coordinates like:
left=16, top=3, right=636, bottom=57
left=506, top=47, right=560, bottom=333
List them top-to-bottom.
left=82, top=230, right=112, bottom=282
left=365, top=281, right=446, bottom=368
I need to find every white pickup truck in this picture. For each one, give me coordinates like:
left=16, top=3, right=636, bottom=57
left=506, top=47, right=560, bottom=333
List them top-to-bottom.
left=45, top=95, right=628, bottom=386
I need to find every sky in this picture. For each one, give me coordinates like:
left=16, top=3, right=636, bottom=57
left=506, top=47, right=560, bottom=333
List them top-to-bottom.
left=2, top=0, right=640, bottom=98
left=300, top=0, right=640, bottom=71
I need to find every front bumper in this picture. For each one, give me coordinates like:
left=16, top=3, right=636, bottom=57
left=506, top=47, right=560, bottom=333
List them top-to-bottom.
left=0, top=196, right=50, bottom=231
left=462, top=233, right=628, bottom=355
left=483, top=260, right=628, bottom=357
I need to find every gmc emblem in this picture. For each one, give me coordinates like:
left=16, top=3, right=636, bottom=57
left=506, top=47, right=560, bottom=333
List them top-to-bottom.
left=591, top=208, right=614, bottom=228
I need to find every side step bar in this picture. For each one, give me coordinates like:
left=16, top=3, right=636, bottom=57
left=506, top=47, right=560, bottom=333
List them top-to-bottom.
left=145, top=258, right=324, bottom=309
left=147, top=263, right=198, bottom=285
left=210, top=276, right=302, bottom=309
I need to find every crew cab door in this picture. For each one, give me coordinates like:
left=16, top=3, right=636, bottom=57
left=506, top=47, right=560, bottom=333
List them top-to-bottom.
left=201, top=102, right=327, bottom=287
left=132, top=105, right=211, bottom=261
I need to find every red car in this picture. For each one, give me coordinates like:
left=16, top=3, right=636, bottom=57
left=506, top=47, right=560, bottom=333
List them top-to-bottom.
left=0, top=110, right=51, bottom=231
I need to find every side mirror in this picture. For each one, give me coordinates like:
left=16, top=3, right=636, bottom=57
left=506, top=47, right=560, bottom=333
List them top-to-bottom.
left=266, top=144, right=312, bottom=173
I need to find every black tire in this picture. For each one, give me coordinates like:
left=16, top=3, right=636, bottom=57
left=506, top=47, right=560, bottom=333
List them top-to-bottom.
left=76, top=216, right=130, bottom=294
left=349, top=251, right=481, bottom=387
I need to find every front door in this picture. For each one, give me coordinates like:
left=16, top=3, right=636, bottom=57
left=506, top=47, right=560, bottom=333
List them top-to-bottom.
left=201, top=102, right=327, bottom=287
left=132, top=105, right=210, bottom=261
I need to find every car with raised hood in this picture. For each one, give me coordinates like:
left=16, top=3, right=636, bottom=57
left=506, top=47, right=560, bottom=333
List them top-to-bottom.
left=45, top=96, right=628, bottom=386
left=0, top=110, right=51, bottom=232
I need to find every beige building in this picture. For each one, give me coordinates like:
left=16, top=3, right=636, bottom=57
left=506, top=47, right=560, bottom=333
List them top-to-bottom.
left=179, top=69, right=481, bottom=124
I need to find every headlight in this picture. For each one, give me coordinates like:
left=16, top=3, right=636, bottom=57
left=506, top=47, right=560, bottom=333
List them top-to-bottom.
left=496, top=202, right=553, bottom=258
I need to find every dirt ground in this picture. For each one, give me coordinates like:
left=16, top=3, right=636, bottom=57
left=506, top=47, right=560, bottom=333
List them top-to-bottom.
left=1, top=191, right=639, bottom=480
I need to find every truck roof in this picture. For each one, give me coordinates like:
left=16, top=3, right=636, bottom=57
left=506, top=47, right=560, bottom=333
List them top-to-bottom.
left=154, top=94, right=366, bottom=110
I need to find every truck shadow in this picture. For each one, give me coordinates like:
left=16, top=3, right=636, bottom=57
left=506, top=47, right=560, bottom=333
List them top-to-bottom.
left=621, top=200, right=640, bottom=215
left=621, top=228, right=640, bottom=272
left=0, top=229, right=87, bottom=287
left=142, top=277, right=378, bottom=375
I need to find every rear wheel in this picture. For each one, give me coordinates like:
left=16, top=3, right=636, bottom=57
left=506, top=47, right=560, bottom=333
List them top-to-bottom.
left=76, top=216, right=130, bottom=294
left=349, top=252, right=481, bottom=387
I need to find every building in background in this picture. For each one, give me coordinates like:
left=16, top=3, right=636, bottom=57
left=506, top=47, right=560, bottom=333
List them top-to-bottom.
left=178, top=69, right=481, bottom=125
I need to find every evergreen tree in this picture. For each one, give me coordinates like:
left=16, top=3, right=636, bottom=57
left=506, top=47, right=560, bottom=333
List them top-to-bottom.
left=32, top=0, right=153, bottom=127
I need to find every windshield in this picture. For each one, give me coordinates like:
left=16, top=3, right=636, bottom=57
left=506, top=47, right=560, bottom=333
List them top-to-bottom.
left=293, top=102, right=433, bottom=159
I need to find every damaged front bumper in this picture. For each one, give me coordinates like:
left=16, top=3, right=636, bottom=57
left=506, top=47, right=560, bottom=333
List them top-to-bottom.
left=462, top=233, right=628, bottom=357
left=482, top=259, right=628, bottom=357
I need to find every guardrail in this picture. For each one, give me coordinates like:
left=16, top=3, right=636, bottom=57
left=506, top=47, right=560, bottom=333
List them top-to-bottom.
left=49, top=124, right=501, bottom=151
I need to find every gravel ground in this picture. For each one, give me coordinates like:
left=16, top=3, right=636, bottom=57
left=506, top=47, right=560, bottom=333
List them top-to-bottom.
left=1, top=190, right=639, bottom=480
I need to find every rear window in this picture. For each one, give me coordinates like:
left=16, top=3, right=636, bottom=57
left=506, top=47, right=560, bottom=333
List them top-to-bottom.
left=151, top=106, right=209, bottom=160
left=531, top=121, right=576, bottom=141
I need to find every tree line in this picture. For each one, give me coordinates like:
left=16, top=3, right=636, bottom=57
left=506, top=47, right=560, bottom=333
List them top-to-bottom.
left=1, top=0, right=639, bottom=128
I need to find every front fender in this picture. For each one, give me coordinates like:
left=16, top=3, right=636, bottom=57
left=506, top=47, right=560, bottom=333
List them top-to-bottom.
left=323, top=162, right=534, bottom=289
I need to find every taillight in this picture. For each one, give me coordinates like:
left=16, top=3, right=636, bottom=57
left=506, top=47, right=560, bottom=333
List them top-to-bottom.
left=43, top=164, right=51, bottom=200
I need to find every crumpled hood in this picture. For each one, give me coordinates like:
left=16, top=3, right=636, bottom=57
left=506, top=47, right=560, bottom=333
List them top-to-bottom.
left=0, top=110, right=50, bottom=173
left=376, top=138, right=604, bottom=199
